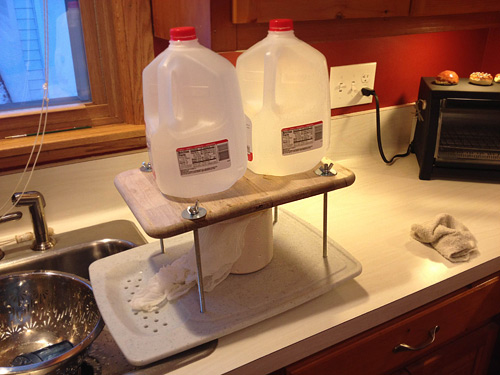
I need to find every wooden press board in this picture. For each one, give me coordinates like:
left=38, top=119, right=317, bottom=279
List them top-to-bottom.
left=114, top=163, right=355, bottom=239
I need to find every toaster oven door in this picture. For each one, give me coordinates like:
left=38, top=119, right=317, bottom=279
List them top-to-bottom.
left=435, top=98, right=500, bottom=169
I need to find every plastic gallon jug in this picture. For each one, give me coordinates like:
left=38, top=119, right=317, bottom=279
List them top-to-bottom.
left=236, top=19, right=330, bottom=176
left=143, top=26, right=247, bottom=198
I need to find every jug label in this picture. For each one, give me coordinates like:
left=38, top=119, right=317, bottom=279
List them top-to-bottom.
left=246, top=115, right=253, bottom=161
left=282, top=121, right=323, bottom=155
left=176, top=139, right=231, bottom=176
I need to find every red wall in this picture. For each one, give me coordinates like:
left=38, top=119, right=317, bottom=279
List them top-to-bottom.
left=481, top=27, right=500, bottom=74
left=155, top=28, right=499, bottom=115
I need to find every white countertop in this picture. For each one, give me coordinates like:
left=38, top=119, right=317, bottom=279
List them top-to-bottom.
left=1, top=105, right=498, bottom=374
left=166, top=153, right=500, bottom=375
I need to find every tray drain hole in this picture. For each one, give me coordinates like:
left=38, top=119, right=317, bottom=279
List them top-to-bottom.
left=123, top=275, right=168, bottom=333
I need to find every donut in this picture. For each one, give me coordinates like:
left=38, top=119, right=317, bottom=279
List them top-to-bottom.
left=435, top=70, right=459, bottom=85
left=469, top=72, right=493, bottom=86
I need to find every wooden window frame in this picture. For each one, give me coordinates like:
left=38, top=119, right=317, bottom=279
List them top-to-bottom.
left=0, top=0, right=153, bottom=174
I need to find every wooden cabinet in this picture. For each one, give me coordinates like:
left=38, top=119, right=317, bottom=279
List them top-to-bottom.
left=151, top=0, right=500, bottom=52
left=231, top=0, right=410, bottom=23
left=233, top=0, right=500, bottom=22
left=410, top=0, right=500, bottom=17
left=285, top=272, right=500, bottom=375
left=401, top=323, right=498, bottom=375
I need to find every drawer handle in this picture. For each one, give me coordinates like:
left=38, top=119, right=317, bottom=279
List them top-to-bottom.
left=393, top=325, right=440, bottom=353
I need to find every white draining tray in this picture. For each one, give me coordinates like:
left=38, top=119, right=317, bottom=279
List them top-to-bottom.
left=89, top=209, right=362, bottom=366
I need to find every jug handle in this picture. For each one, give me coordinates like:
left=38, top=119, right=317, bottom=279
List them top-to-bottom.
left=262, top=46, right=279, bottom=111
left=158, top=68, right=178, bottom=126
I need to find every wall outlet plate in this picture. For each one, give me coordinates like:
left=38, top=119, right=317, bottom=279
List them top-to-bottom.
left=330, top=62, right=377, bottom=109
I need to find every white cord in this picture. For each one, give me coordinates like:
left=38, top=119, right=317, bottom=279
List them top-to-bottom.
left=0, top=0, right=50, bottom=219
left=0, top=227, right=55, bottom=246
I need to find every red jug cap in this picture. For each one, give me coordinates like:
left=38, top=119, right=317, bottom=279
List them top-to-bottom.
left=269, top=19, right=293, bottom=31
left=170, top=26, right=197, bottom=41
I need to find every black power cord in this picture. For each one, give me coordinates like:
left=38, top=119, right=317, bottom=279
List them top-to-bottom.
left=361, top=87, right=412, bottom=165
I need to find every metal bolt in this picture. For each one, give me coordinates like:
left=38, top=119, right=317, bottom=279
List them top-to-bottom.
left=140, top=162, right=152, bottom=172
left=315, top=162, right=337, bottom=177
left=182, top=200, right=207, bottom=220
left=188, top=201, right=200, bottom=215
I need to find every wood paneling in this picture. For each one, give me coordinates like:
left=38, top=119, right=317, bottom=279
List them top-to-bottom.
left=108, top=0, right=155, bottom=124
left=151, top=0, right=500, bottom=52
left=151, top=0, right=212, bottom=47
left=232, top=0, right=411, bottom=23
left=411, top=0, right=500, bottom=17
left=232, top=12, right=500, bottom=51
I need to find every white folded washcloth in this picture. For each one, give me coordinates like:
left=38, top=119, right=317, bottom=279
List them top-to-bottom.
left=129, top=213, right=253, bottom=312
left=410, top=213, right=478, bottom=263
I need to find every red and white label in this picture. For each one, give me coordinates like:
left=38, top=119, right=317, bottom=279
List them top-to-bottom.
left=246, top=115, right=253, bottom=161
left=281, top=121, right=323, bottom=156
left=176, top=139, right=231, bottom=176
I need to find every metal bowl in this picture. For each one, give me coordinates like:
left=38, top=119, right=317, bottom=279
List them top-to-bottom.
left=0, top=271, right=104, bottom=374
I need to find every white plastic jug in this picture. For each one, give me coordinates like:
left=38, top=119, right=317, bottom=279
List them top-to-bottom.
left=236, top=19, right=330, bottom=176
left=143, top=26, right=247, bottom=198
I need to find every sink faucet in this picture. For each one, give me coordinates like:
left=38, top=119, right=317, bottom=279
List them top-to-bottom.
left=12, top=191, right=55, bottom=251
left=0, top=211, right=23, bottom=224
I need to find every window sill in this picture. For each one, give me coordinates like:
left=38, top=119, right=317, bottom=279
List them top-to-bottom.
left=0, top=123, right=146, bottom=175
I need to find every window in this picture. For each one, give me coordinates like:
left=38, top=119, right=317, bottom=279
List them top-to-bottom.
left=0, top=0, right=152, bottom=173
left=0, top=0, right=90, bottom=111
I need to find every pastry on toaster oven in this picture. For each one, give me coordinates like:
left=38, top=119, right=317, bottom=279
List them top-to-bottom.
left=435, top=70, right=459, bottom=85
left=469, top=72, right=493, bottom=85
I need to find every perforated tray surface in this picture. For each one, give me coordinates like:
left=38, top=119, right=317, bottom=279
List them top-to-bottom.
left=89, top=209, right=362, bottom=366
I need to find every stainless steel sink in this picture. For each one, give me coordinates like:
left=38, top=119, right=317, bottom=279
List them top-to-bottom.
left=0, top=219, right=219, bottom=373
left=0, top=220, right=147, bottom=280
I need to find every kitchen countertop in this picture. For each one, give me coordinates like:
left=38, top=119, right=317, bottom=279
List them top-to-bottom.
left=1, top=105, right=498, bottom=374
left=144, top=153, right=498, bottom=375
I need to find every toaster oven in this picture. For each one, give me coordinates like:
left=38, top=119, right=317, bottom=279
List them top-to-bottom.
left=413, top=77, right=500, bottom=180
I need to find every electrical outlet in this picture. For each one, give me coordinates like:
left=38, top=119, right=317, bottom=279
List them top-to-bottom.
left=330, top=62, right=377, bottom=109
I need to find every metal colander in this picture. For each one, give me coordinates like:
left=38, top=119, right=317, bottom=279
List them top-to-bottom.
left=0, top=270, right=104, bottom=374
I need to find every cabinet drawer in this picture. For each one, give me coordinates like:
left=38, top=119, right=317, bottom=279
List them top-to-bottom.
left=287, top=273, right=500, bottom=375
left=403, top=322, right=498, bottom=375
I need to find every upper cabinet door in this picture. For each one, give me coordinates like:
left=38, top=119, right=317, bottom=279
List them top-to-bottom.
left=151, top=0, right=500, bottom=52
left=233, top=0, right=410, bottom=23
left=411, top=0, right=500, bottom=16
